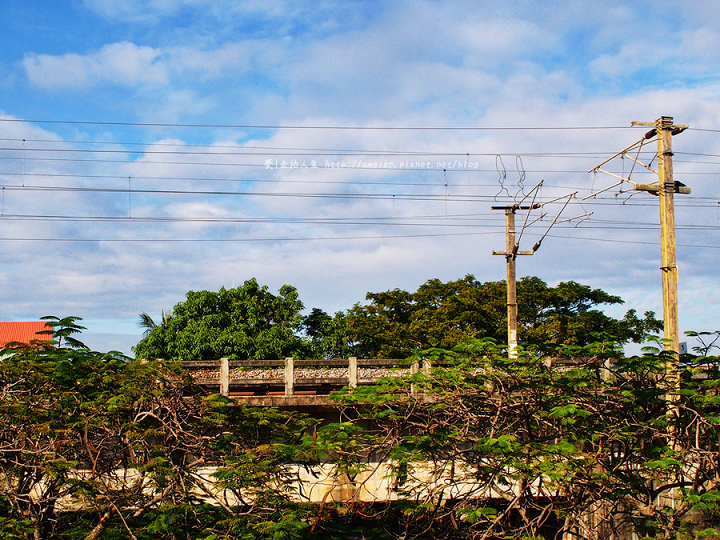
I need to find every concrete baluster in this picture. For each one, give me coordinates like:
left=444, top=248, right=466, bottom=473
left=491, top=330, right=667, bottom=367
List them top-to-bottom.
left=220, top=357, right=229, bottom=397
left=285, top=357, right=294, bottom=396
left=349, top=357, right=358, bottom=388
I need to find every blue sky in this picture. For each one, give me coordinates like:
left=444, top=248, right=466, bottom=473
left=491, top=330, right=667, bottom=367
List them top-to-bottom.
left=1, top=0, right=719, bottom=355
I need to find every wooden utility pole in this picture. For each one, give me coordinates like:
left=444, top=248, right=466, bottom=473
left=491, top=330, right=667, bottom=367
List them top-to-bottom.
left=591, top=116, right=689, bottom=448
left=631, top=116, right=689, bottom=358
left=633, top=117, right=689, bottom=443
left=493, top=205, right=534, bottom=358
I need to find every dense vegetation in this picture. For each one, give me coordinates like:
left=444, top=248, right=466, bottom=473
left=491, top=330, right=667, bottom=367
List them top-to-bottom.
left=134, top=276, right=662, bottom=361
left=134, top=278, right=307, bottom=361
left=2, top=282, right=717, bottom=539
left=0, top=317, right=321, bottom=540
left=328, top=337, right=720, bottom=539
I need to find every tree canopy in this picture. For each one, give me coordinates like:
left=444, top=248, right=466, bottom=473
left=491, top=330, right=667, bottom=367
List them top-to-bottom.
left=133, top=275, right=662, bottom=361
left=337, top=275, right=663, bottom=359
left=134, top=278, right=307, bottom=361
left=324, top=337, right=720, bottom=539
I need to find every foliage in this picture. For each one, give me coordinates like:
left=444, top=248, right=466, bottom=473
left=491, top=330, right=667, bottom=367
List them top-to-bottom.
left=133, top=275, right=661, bottom=361
left=331, top=275, right=662, bottom=358
left=516, top=277, right=662, bottom=346
left=134, top=278, right=307, bottom=361
left=299, top=308, right=357, bottom=360
left=9, top=314, right=719, bottom=539
left=39, top=315, right=88, bottom=348
left=0, top=317, right=320, bottom=540
left=686, top=331, right=720, bottom=357
left=323, top=338, right=720, bottom=539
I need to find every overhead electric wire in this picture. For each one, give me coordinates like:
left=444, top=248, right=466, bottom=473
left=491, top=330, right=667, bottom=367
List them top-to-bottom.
left=0, top=118, right=634, bottom=131
left=1, top=119, right=718, bottom=251
left=686, top=127, right=720, bottom=133
left=6, top=135, right=691, bottom=158
left=3, top=144, right=658, bottom=159
left=1, top=156, right=712, bottom=179
left=0, top=171, right=522, bottom=188
left=4, top=182, right=717, bottom=208
left=0, top=183, right=505, bottom=203
left=1, top=183, right=717, bottom=212
left=2, top=206, right=716, bottom=232
left=0, top=212, right=501, bottom=227
left=0, top=227, right=716, bottom=249
left=0, top=229, right=505, bottom=243
left=543, top=232, right=720, bottom=250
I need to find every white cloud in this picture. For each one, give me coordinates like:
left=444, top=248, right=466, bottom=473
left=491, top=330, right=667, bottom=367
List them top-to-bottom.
left=82, top=0, right=292, bottom=21
left=454, top=17, right=557, bottom=64
left=589, top=27, right=720, bottom=82
left=22, top=41, right=264, bottom=90
left=23, top=42, right=167, bottom=89
left=137, top=89, right=217, bottom=123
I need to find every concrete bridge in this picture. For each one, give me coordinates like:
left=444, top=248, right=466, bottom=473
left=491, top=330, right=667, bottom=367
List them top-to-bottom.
left=183, top=356, right=598, bottom=406
left=184, top=357, right=425, bottom=407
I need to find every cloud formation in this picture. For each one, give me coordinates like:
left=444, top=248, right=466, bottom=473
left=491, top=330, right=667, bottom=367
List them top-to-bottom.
left=22, top=41, right=265, bottom=89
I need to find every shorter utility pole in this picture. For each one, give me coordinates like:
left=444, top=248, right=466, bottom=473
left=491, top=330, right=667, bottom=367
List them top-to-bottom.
left=492, top=205, right=534, bottom=359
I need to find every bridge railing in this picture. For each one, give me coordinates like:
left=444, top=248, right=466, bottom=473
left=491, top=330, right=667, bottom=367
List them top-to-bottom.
left=179, top=356, right=607, bottom=398
left=180, top=357, right=432, bottom=397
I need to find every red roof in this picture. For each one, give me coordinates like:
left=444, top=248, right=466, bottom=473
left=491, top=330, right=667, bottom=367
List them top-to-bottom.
left=0, top=321, right=52, bottom=348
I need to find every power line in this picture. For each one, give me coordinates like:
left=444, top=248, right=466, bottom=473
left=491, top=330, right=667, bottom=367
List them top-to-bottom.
left=0, top=118, right=635, bottom=131
left=3, top=136, right=675, bottom=158
left=2, top=143, right=649, bottom=158
left=0, top=183, right=504, bottom=202
left=1, top=183, right=717, bottom=211
left=0, top=212, right=500, bottom=226
left=0, top=228, right=716, bottom=249
left=0, top=229, right=503, bottom=243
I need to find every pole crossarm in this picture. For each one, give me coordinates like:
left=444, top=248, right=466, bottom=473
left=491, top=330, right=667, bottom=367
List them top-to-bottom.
left=632, top=118, right=688, bottom=131
left=634, top=182, right=691, bottom=195
left=492, top=250, right=534, bottom=256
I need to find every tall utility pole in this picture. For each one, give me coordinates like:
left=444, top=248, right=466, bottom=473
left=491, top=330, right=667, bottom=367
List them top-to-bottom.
left=631, top=116, right=689, bottom=357
left=631, top=117, right=689, bottom=449
left=492, top=205, right=534, bottom=359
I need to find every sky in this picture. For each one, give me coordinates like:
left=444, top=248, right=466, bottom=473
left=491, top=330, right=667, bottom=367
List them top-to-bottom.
left=1, top=0, right=719, bottom=356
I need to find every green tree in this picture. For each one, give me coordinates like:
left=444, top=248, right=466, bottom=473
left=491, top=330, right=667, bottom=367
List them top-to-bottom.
left=341, top=275, right=661, bottom=358
left=341, top=276, right=506, bottom=358
left=517, top=276, right=663, bottom=346
left=134, top=279, right=307, bottom=361
left=300, top=308, right=356, bottom=359
left=138, top=310, right=172, bottom=338
left=5, top=315, right=720, bottom=539
left=39, top=315, right=88, bottom=348
left=0, top=317, right=319, bottom=540
left=325, top=338, right=720, bottom=539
